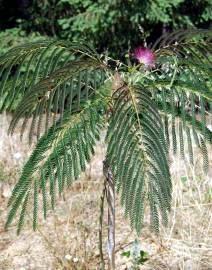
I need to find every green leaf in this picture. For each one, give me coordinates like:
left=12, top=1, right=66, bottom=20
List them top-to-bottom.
left=121, top=251, right=131, bottom=258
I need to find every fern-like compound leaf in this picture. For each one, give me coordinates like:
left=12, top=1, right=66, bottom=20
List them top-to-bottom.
left=144, top=31, right=212, bottom=171
left=0, top=40, right=106, bottom=141
left=106, top=83, right=172, bottom=234
left=5, top=85, right=110, bottom=233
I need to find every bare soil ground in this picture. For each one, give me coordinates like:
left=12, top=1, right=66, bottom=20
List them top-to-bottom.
left=0, top=113, right=211, bottom=270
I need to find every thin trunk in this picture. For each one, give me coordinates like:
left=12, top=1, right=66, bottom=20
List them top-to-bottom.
left=103, top=160, right=115, bottom=270
left=99, top=180, right=106, bottom=270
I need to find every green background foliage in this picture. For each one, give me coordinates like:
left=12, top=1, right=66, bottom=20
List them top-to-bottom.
left=0, top=0, right=211, bottom=58
left=0, top=28, right=43, bottom=55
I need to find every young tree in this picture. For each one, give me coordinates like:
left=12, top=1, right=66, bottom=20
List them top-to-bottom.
left=0, top=29, right=211, bottom=269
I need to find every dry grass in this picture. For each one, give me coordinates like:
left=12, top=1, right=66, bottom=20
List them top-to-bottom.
left=0, top=113, right=211, bottom=270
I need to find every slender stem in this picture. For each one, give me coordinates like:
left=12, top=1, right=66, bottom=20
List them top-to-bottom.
left=103, top=160, right=115, bottom=270
left=99, top=180, right=106, bottom=270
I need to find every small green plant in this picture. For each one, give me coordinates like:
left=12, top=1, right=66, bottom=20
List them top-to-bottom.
left=0, top=29, right=211, bottom=269
left=180, top=176, right=188, bottom=184
left=204, top=188, right=212, bottom=203
left=121, top=240, right=149, bottom=269
left=137, top=250, right=149, bottom=265
left=121, top=251, right=131, bottom=258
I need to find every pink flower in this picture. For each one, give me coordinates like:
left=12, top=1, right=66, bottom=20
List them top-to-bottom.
left=133, top=47, right=156, bottom=68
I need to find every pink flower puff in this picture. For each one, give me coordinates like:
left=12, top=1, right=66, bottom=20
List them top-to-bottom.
left=133, top=47, right=156, bottom=68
